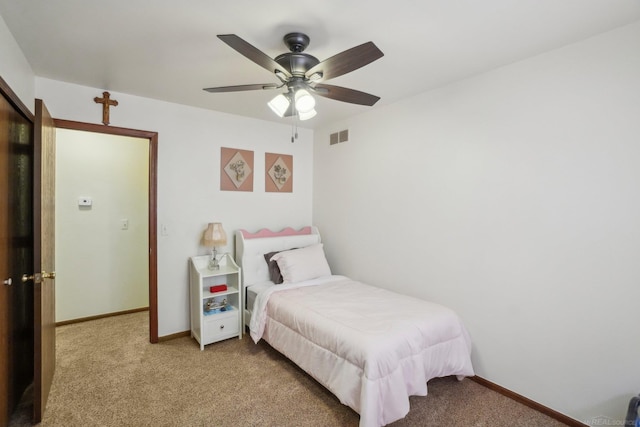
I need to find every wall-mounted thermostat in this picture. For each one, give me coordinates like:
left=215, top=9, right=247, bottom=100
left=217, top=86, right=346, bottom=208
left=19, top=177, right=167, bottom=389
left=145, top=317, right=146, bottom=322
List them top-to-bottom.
left=78, top=197, right=92, bottom=207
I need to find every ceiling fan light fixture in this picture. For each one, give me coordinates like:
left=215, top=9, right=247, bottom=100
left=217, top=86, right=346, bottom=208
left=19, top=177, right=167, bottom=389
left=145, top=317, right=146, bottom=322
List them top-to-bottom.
left=294, top=89, right=315, bottom=113
left=268, top=93, right=290, bottom=117
left=298, top=108, right=317, bottom=121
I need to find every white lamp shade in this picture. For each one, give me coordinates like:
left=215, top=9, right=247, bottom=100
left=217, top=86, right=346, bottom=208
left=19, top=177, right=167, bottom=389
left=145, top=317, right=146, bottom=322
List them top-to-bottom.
left=294, top=89, right=315, bottom=113
left=268, top=94, right=290, bottom=117
left=298, top=108, right=317, bottom=121
left=203, top=222, right=227, bottom=247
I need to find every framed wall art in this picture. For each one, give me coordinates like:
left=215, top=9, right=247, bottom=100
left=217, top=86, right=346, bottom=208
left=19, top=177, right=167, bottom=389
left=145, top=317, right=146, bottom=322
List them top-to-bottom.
left=220, top=147, right=254, bottom=192
left=265, top=153, right=293, bottom=193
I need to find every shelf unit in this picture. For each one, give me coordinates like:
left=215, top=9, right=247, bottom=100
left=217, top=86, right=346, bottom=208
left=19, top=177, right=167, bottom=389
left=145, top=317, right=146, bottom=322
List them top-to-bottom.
left=189, top=254, right=242, bottom=350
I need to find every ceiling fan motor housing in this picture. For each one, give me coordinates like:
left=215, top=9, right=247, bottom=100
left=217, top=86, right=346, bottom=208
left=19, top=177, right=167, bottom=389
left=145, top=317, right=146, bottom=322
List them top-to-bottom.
left=274, top=32, right=319, bottom=78
left=275, top=53, right=319, bottom=77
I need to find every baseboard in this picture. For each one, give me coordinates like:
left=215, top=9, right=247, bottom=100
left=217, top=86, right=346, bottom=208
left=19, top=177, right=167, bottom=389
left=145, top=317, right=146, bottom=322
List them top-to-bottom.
left=55, top=307, right=149, bottom=327
left=158, top=331, right=190, bottom=342
left=470, top=376, right=586, bottom=427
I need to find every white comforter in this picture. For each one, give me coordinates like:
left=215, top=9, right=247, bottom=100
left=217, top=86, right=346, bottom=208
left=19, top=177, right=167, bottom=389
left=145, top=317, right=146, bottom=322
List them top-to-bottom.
left=250, top=275, right=475, bottom=427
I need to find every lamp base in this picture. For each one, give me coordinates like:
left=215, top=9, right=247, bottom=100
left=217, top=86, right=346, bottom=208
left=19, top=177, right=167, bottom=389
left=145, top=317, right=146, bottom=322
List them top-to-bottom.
left=208, top=248, right=220, bottom=270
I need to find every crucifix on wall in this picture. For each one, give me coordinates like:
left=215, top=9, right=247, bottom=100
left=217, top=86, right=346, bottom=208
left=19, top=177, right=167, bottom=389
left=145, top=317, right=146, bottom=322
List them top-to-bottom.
left=93, top=91, right=118, bottom=125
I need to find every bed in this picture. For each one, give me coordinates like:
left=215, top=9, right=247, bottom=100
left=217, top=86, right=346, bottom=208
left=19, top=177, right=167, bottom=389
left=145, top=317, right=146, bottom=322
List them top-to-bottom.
left=235, top=226, right=474, bottom=427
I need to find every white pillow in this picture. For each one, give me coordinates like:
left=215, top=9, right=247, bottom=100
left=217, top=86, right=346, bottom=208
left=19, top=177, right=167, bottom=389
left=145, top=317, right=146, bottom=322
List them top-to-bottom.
left=270, top=244, right=331, bottom=283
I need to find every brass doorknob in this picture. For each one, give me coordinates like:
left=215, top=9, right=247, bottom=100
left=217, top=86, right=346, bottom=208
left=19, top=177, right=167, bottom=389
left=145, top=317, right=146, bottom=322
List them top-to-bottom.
left=21, top=271, right=54, bottom=283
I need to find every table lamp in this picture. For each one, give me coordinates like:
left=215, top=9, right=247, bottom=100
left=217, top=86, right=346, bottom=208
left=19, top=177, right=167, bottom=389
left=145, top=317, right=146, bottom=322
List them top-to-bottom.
left=203, top=222, right=227, bottom=270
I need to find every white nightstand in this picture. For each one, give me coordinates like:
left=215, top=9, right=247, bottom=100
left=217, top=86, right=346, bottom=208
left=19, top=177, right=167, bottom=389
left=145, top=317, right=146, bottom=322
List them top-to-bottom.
left=189, top=254, right=242, bottom=350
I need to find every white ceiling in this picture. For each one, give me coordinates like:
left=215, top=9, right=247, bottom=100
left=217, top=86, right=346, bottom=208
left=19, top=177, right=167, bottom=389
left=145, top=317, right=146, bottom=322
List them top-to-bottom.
left=1, top=1, right=639, bottom=129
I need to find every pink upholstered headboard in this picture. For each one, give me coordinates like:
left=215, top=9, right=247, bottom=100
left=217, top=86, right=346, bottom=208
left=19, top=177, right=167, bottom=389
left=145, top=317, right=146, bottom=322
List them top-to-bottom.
left=234, top=226, right=321, bottom=287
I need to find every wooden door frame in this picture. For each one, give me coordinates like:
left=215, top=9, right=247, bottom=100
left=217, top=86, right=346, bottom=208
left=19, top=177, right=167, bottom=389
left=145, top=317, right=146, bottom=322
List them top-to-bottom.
left=0, top=76, right=35, bottom=424
left=0, top=77, right=34, bottom=122
left=53, top=119, right=159, bottom=343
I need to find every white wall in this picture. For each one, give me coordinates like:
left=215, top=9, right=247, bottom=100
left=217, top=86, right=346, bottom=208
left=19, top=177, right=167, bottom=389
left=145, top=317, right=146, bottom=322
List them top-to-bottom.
left=4, top=6, right=636, bottom=422
left=0, top=13, right=34, bottom=113
left=313, top=20, right=640, bottom=425
left=36, top=78, right=314, bottom=337
left=55, top=129, right=149, bottom=321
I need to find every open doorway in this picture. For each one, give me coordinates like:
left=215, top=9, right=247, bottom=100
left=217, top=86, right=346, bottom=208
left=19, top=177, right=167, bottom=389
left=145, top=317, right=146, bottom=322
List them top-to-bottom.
left=54, top=120, right=158, bottom=343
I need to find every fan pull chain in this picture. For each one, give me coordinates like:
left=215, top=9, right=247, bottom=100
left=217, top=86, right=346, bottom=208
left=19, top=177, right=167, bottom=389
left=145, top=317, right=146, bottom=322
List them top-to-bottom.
left=290, top=111, right=299, bottom=143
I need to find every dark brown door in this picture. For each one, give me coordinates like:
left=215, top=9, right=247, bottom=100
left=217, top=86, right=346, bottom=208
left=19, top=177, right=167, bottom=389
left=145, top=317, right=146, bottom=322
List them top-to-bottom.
left=0, top=87, right=35, bottom=426
left=0, top=87, right=9, bottom=427
left=32, top=99, right=56, bottom=423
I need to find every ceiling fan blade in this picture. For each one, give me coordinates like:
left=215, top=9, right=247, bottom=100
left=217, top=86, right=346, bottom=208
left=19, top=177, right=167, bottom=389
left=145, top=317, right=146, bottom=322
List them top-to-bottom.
left=218, top=34, right=292, bottom=79
left=305, top=42, right=383, bottom=82
left=203, top=83, right=280, bottom=93
left=311, top=84, right=380, bottom=106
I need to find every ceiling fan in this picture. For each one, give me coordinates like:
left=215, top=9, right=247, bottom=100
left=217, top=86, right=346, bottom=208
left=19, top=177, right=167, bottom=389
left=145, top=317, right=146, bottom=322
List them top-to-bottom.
left=204, top=32, right=384, bottom=121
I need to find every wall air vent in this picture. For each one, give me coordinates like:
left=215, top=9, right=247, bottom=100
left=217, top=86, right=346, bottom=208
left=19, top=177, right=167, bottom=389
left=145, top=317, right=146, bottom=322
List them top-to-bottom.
left=330, top=129, right=349, bottom=145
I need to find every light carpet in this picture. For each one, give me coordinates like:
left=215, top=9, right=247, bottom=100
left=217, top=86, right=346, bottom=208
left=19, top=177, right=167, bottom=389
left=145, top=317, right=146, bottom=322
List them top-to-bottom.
left=10, top=312, right=567, bottom=426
